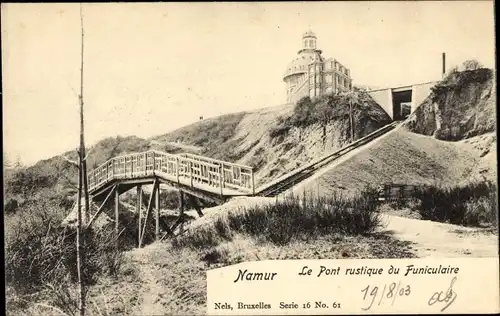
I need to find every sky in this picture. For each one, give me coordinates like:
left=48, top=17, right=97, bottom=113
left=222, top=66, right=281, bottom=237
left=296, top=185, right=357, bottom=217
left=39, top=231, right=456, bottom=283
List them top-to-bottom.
left=2, top=1, right=495, bottom=166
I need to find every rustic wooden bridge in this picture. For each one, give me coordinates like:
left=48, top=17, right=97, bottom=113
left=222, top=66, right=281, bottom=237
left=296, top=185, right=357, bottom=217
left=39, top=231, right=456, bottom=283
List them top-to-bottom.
left=85, top=121, right=400, bottom=247
left=86, top=150, right=255, bottom=247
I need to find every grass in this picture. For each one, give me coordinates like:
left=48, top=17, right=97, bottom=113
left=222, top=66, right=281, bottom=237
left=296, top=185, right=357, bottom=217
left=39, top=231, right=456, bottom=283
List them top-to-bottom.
left=412, top=180, right=497, bottom=227
left=6, top=188, right=418, bottom=315
left=84, top=189, right=415, bottom=315
left=172, top=189, right=382, bottom=249
left=5, top=198, right=126, bottom=316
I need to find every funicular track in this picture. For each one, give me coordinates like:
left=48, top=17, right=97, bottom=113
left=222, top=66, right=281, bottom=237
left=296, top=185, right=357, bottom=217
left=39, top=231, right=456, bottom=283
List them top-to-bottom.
left=255, top=121, right=400, bottom=197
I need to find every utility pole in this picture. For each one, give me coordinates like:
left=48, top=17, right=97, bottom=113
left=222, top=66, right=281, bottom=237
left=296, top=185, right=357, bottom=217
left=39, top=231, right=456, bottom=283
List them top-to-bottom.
left=76, top=4, right=87, bottom=316
left=80, top=4, right=90, bottom=224
left=348, top=93, right=354, bottom=142
left=76, top=147, right=85, bottom=316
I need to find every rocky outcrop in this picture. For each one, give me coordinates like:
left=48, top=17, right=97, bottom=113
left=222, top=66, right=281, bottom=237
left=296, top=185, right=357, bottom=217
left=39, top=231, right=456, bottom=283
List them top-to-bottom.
left=405, top=68, right=496, bottom=141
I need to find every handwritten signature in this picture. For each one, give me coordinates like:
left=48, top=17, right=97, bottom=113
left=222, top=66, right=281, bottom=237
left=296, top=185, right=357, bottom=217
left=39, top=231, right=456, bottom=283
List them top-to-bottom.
left=428, top=276, right=458, bottom=312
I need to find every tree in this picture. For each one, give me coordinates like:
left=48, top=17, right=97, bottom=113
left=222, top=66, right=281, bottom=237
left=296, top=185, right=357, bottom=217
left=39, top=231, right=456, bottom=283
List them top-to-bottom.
left=462, top=59, right=483, bottom=71
left=4, top=153, right=12, bottom=169
left=14, top=154, right=23, bottom=169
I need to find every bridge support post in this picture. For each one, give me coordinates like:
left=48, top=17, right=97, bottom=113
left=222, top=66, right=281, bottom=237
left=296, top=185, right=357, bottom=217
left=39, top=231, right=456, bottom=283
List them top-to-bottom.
left=176, top=157, right=180, bottom=183
left=189, top=161, right=193, bottom=187
left=219, top=165, right=224, bottom=196
left=251, top=168, right=255, bottom=196
left=139, top=179, right=158, bottom=248
left=155, top=182, right=160, bottom=241
left=114, top=185, right=119, bottom=248
left=137, top=185, right=142, bottom=248
left=179, top=190, right=185, bottom=233
left=187, top=193, right=203, bottom=217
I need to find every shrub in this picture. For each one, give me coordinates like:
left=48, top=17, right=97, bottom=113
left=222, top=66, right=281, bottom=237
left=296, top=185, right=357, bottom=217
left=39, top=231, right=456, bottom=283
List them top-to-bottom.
left=462, top=59, right=483, bottom=71
left=433, top=68, right=492, bottom=101
left=291, top=96, right=315, bottom=127
left=269, top=124, right=291, bottom=139
left=5, top=168, right=57, bottom=197
left=412, top=181, right=497, bottom=227
left=174, top=189, right=382, bottom=248
left=4, top=198, right=19, bottom=214
left=5, top=199, right=124, bottom=295
left=171, top=225, right=220, bottom=249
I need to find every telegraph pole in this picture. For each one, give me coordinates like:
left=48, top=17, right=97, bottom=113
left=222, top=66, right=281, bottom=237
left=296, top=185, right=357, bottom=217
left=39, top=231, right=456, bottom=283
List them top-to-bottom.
left=76, top=4, right=87, bottom=316
left=80, top=4, right=90, bottom=223
left=350, top=97, right=353, bottom=142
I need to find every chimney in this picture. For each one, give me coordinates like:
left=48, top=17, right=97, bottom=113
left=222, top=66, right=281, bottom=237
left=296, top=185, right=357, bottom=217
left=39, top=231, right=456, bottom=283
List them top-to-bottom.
left=442, top=52, right=446, bottom=78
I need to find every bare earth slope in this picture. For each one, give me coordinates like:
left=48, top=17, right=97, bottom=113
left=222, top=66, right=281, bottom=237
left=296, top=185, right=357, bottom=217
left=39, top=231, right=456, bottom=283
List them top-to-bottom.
left=292, top=127, right=491, bottom=198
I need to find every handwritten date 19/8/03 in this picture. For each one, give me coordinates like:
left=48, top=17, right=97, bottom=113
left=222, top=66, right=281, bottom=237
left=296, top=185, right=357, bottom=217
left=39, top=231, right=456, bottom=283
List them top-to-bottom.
left=361, top=282, right=411, bottom=310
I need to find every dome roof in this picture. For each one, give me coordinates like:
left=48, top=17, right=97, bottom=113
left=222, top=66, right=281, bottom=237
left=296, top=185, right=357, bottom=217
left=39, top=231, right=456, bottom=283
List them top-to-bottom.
left=302, top=29, right=316, bottom=38
left=283, top=53, right=322, bottom=79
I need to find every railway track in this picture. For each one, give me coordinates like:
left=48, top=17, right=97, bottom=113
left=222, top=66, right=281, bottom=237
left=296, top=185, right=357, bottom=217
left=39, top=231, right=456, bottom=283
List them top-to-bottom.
left=256, top=121, right=400, bottom=197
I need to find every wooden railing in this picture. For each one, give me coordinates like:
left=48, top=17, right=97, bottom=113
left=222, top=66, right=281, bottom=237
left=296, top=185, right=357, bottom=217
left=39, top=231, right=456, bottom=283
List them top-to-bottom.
left=88, top=150, right=255, bottom=195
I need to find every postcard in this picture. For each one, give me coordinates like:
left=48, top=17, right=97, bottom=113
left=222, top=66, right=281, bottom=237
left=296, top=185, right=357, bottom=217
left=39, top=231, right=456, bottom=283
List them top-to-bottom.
left=3, top=2, right=498, bottom=315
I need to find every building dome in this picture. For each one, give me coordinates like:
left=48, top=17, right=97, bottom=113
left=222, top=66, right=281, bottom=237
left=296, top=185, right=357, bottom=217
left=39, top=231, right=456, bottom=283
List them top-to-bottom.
left=302, top=29, right=316, bottom=38
left=283, top=54, right=322, bottom=80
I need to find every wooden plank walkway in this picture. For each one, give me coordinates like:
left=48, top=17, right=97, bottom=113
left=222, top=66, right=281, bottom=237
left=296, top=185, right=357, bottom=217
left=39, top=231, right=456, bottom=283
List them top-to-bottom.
left=88, top=150, right=255, bottom=200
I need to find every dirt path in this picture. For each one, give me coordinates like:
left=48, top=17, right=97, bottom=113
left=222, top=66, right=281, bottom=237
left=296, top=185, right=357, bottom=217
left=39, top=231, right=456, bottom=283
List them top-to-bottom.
left=186, top=196, right=498, bottom=258
left=380, top=214, right=498, bottom=258
left=131, top=245, right=166, bottom=316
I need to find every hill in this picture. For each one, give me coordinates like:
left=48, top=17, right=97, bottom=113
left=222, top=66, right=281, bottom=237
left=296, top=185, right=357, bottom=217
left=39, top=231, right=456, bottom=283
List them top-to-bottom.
left=5, top=89, right=392, bottom=207
left=153, top=90, right=392, bottom=187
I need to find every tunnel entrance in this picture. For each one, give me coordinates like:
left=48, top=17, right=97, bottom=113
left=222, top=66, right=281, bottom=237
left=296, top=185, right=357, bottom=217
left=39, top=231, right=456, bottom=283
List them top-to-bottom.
left=392, top=90, right=412, bottom=120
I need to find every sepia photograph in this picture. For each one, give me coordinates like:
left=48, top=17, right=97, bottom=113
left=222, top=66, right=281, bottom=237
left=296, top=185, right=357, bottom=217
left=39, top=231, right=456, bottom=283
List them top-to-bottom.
left=2, top=1, right=498, bottom=315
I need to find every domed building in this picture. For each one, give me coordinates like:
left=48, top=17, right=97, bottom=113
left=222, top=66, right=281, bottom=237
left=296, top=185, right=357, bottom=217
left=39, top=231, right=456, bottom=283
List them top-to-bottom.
left=283, top=30, right=353, bottom=104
